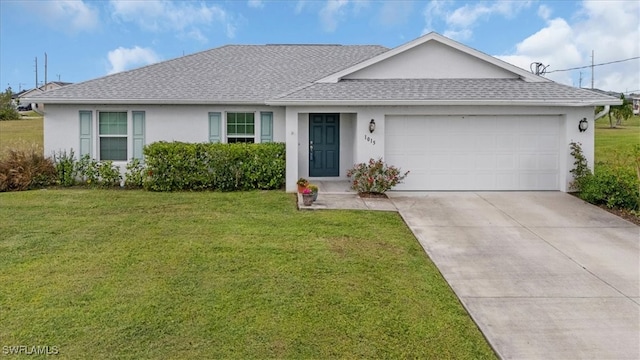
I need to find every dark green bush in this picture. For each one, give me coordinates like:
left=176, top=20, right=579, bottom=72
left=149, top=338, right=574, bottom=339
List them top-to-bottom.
left=143, top=142, right=285, bottom=191
left=570, top=142, right=639, bottom=210
left=0, top=146, right=56, bottom=191
left=54, top=149, right=77, bottom=187
left=75, top=154, right=121, bottom=188
left=124, top=158, right=145, bottom=189
left=578, top=165, right=639, bottom=210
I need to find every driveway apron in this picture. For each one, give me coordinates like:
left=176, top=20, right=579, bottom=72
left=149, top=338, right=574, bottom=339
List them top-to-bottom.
left=388, top=192, right=640, bottom=360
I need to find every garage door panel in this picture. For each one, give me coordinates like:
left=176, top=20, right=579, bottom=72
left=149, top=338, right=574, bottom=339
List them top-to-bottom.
left=385, top=115, right=560, bottom=191
left=539, top=135, right=559, bottom=149
left=476, top=154, right=495, bottom=170
left=539, top=155, right=559, bottom=170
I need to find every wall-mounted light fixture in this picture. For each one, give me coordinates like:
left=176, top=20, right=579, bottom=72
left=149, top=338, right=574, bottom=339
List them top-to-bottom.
left=578, top=118, right=588, bottom=132
left=369, top=119, right=376, bottom=133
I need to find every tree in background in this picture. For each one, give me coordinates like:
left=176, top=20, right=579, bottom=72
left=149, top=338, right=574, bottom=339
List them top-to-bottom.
left=0, top=88, right=20, bottom=121
left=608, top=93, right=633, bottom=128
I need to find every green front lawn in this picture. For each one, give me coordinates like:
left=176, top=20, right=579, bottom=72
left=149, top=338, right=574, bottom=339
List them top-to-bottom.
left=595, top=114, right=639, bottom=167
left=0, top=116, right=43, bottom=155
left=0, top=190, right=496, bottom=359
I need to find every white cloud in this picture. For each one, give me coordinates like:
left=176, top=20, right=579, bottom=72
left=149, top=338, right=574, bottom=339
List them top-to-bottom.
left=22, top=0, right=99, bottom=33
left=109, top=0, right=237, bottom=40
left=247, top=0, right=264, bottom=9
left=319, top=0, right=349, bottom=32
left=422, top=0, right=446, bottom=34
left=423, top=0, right=531, bottom=39
left=497, top=1, right=640, bottom=93
left=537, top=4, right=551, bottom=20
left=107, top=46, right=160, bottom=75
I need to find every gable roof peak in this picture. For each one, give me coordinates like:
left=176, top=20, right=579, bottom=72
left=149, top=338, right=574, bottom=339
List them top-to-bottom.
left=316, top=31, right=548, bottom=84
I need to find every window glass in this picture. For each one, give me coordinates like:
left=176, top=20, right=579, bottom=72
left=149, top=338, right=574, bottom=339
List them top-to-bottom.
left=99, top=112, right=127, bottom=160
left=227, top=112, right=255, bottom=142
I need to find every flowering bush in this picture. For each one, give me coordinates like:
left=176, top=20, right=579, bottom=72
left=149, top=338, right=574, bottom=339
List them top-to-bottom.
left=346, top=158, right=409, bottom=194
left=302, top=187, right=312, bottom=195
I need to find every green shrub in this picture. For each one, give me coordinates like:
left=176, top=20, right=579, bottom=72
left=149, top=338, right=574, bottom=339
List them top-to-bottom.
left=0, top=88, right=19, bottom=121
left=569, top=141, right=591, bottom=191
left=143, top=142, right=286, bottom=191
left=570, top=142, right=640, bottom=210
left=0, top=146, right=56, bottom=191
left=53, top=149, right=77, bottom=187
left=76, top=154, right=121, bottom=188
left=124, top=158, right=146, bottom=189
left=346, top=158, right=409, bottom=194
left=578, top=165, right=639, bottom=210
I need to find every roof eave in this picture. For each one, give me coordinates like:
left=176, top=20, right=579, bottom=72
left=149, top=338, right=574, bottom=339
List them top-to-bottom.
left=21, top=98, right=268, bottom=105
left=266, top=99, right=623, bottom=107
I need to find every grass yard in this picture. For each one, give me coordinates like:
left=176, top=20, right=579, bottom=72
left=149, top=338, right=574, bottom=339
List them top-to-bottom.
left=594, top=114, right=639, bottom=166
left=0, top=115, right=43, bottom=155
left=0, top=190, right=496, bottom=359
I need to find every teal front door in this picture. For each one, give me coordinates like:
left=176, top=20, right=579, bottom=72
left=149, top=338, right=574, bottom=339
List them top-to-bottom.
left=309, top=113, right=340, bottom=177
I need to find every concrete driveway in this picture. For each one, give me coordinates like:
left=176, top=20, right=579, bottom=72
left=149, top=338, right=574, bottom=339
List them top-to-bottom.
left=387, top=192, right=639, bottom=360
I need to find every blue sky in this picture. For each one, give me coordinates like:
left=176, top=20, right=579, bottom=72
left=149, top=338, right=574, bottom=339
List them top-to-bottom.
left=1, top=0, right=638, bottom=94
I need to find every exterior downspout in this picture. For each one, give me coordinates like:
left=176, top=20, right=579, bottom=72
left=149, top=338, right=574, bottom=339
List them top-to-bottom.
left=32, top=104, right=44, bottom=116
left=594, top=105, right=609, bottom=120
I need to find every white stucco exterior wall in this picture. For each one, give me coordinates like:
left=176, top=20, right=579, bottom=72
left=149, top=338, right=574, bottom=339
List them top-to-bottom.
left=346, top=41, right=517, bottom=80
left=45, top=103, right=596, bottom=193
left=43, top=104, right=286, bottom=161
left=285, top=104, right=596, bottom=193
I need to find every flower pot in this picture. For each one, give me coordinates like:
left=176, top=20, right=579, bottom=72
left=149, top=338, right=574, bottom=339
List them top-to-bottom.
left=312, top=191, right=318, bottom=201
left=302, top=193, right=314, bottom=206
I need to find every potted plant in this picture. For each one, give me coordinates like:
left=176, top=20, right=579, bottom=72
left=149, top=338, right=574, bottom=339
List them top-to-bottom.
left=297, top=178, right=309, bottom=193
left=307, top=183, right=319, bottom=201
left=301, top=187, right=314, bottom=206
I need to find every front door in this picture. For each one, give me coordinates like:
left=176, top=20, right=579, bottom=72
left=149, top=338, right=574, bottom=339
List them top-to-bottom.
left=309, top=113, right=339, bottom=177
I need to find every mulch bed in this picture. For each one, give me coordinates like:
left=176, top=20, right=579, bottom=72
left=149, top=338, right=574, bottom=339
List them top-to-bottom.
left=569, top=193, right=639, bottom=226
left=598, top=206, right=640, bottom=226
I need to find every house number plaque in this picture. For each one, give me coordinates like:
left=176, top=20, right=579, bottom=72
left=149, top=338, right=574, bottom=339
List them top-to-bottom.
left=364, top=134, right=376, bottom=145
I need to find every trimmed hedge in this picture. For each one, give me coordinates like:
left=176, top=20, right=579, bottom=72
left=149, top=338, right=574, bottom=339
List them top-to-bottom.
left=143, top=142, right=286, bottom=191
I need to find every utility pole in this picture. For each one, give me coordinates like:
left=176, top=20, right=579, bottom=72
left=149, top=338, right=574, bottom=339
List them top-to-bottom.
left=591, top=50, right=594, bottom=89
left=44, top=52, right=48, bottom=86
left=35, top=57, right=38, bottom=88
left=579, top=71, right=583, bottom=88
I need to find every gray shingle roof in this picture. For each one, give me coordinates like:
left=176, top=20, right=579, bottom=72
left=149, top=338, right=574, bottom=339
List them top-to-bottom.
left=27, top=41, right=619, bottom=106
left=28, top=45, right=388, bottom=103
left=269, top=78, right=621, bottom=105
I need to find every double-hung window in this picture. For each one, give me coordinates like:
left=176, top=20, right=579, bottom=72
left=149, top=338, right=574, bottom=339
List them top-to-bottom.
left=99, top=112, right=128, bottom=161
left=226, top=112, right=255, bottom=143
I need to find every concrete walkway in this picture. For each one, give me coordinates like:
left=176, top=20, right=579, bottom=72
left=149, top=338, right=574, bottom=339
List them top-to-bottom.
left=297, top=180, right=397, bottom=211
left=299, top=187, right=640, bottom=359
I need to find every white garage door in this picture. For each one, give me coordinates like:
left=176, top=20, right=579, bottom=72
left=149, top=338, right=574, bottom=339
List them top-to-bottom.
left=385, top=115, right=560, bottom=191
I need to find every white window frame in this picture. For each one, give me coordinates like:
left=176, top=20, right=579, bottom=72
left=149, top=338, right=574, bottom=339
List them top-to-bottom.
left=98, top=111, right=128, bottom=161
left=225, top=111, right=256, bottom=143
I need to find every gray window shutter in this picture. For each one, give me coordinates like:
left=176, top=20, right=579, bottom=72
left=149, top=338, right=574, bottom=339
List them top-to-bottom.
left=79, top=111, right=92, bottom=156
left=132, top=111, right=145, bottom=160
left=209, top=112, right=221, bottom=143
left=260, top=112, right=273, bottom=143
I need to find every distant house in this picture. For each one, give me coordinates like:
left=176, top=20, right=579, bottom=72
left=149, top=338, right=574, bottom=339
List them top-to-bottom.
left=26, top=32, right=620, bottom=192
left=19, top=82, right=72, bottom=111
left=629, top=94, right=640, bottom=115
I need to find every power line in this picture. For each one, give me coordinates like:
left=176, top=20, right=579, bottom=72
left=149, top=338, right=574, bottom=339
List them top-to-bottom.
left=546, top=56, right=640, bottom=73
